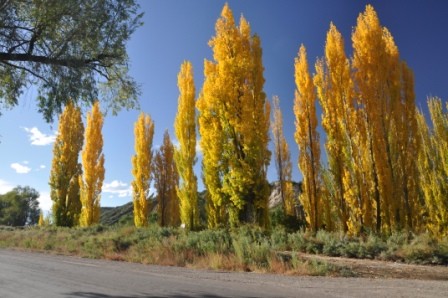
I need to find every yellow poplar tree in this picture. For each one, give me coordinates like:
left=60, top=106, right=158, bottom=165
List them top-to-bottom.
left=197, top=4, right=271, bottom=228
left=352, top=5, right=419, bottom=232
left=314, top=23, right=375, bottom=234
left=314, top=24, right=349, bottom=232
left=294, top=45, right=322, bottom=232
left=174, top=61, right=199, bottom=230
left=392, top=62, right=420, bottom=231
left=271, top=96, right=294, bottom=216
left=417, top=97, right=448, bottom=237
left=49, top=101, right=84, bottom=227
left=79, top=101, right=105, bottom=227
left=131, top=112, right=155, bottom=227
left=154, top=130, right=179, bottom=227
left=38, top=211, right=45, bottom=227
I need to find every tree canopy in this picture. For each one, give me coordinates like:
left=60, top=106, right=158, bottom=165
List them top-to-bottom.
left=0, top=0, right=143, bottom=122
left=0, top=186, right=40, bottom=226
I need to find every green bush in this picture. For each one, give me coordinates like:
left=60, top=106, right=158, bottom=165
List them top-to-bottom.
left=270, top=226, right=289, bottom=251
left=175, top=229, right=232, bottom=255
left=316, top=230, right=341, bottom=256
left=288, top=231, right=308, bottom=252
left=401, top=233, right=438, bottom=264
left=232, top=234, right=270, bottom=269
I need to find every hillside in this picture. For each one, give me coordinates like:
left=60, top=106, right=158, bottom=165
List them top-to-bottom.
left=100, top=182, right=301, bottom=226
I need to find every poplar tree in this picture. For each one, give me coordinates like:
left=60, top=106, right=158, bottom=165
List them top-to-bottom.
left=197, top=4, right=271, bottom=228
left=352, top=5, right=419, bottom=232
left=352, top=5, right=388, bottom=233
left=314, top=23, right=373, bottom=234
left=294, top=45, right=322, bottom=232
left=174, top=61, right=199, bottom=230
left=393, top=62, right=420, bottom=231
left=271, top=96, right=294, bottom=216
left=417, top=97, right=448, bottom=237
left=49, top=101, right=84, bottom=227
left=79, top=101, right=105, bottom=227
left=131, top=112, right=155, bottom=227
left=154, top=130, right=179, bottom=227
left=38, top=211, right=45, bottom=227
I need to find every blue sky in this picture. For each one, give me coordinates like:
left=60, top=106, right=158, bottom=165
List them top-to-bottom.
left=1, top=0, right=447, bottom=212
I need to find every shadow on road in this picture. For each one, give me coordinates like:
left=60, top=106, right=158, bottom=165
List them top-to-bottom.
left=66, top=292, right=258, bottom=298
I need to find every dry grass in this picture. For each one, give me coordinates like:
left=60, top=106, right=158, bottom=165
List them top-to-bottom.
left=1, top=224, right=446, bottom=277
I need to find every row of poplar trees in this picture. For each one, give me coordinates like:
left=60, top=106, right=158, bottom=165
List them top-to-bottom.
left=50, top=4, right=447, bottom=237
left=133, top=4, right=272, bottom=230
left=292, top=5, right=448, bottom=237
left=50, top=102, right=104, bottom=227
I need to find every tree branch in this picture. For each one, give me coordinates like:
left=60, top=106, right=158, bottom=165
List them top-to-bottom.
left=7, top=40, right=30, bottom=54
left=0, top=52, right=117, bottom=68
left=0, top=60, right=49, bottom=84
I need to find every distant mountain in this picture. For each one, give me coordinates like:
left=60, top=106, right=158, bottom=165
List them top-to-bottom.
left=100, top=181, right=302, bottom=226
left=268, top=181, right=302, bottom=208
left=100, top=201, right=134, bottom=226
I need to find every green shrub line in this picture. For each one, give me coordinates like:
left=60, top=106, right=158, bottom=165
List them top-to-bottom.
left=1, top=225, right=447, bottom=275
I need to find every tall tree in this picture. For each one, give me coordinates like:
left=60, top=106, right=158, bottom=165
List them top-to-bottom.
left=0, top=0, right=142, bottom=122
left=197, top=4, right=271, bottom=228
left=352, top=5, right=419, bottom=232
left=314, top=23, right=370, bottom=234
left=294, top=44, right=322, bottom=232
left=174, top=61, right=199, bottom=230
left=392, top=62, right=420, bottom=231
left=271, top=96, right=294, bottom=216
left=417, top=97, right=448, bottom=237
left=49, top=101, right=84, bottom=227
left=79, top=101, right=105, bottom=227
left=131, top=112, right=154, bottom=227
left=153, top=130, right=179, bottom=227
left=0, top=186, right=40, bottom=226
left=38, top=211, right=45, bottom=227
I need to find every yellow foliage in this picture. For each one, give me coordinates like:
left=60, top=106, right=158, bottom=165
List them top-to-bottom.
left=197, top=4, right=270, bottom=228
left=352, top=5, right=420, bottom=233
left=294, top=44, right=322, bottom=232
left=174, top=61, right=199, bottom=230
left=271, top=96, right=294, bottom=216
left=417, top=98, right=448, bottom=237
left=49, top=101, right=84, bottom=227
left=79, top=102, right=105, bottom=227
left=131, top=112, right=154, bottom=227
left=154, top=130, right=179, bottom=227
left=38, top=211, right=45, bottom=227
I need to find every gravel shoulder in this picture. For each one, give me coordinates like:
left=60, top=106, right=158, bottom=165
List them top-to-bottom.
left=293, top=252, right=448, bottom=280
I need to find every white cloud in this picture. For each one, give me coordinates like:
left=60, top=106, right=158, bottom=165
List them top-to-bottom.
left=23, top=127, right=56, bottom=146
left=171, top=139, right=202, bottom=155
left=196, top=142, right=202, bottom=154
left=23, top=160, right=29, bottom=165
left=11, top=162, right=31, bottom=174
left=40, top=165, right=46, bottom=169
left=0, top=179, right=14, bottom=194
left=102, top=180, right=132, bottom=198
left=38, top=191, right=52, bottom=212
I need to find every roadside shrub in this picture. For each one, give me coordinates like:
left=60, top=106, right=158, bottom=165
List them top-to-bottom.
left=270, top=226, right=289, bottom=251
left=175, top=229, right=232, bottom=256
left=316, top=230, right=341, bottom=256
left=288, top=231, right=308, bottom=252
left=362, top=233, right=387, bottom=259
left=401, top=233, right=437, bottom=265
left=232, top=235, right=270, bottom=269
left=433, top=236, right=448, bottom=265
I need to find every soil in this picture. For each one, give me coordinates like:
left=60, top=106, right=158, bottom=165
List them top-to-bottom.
left=295, top=252, right=448, bottom=280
